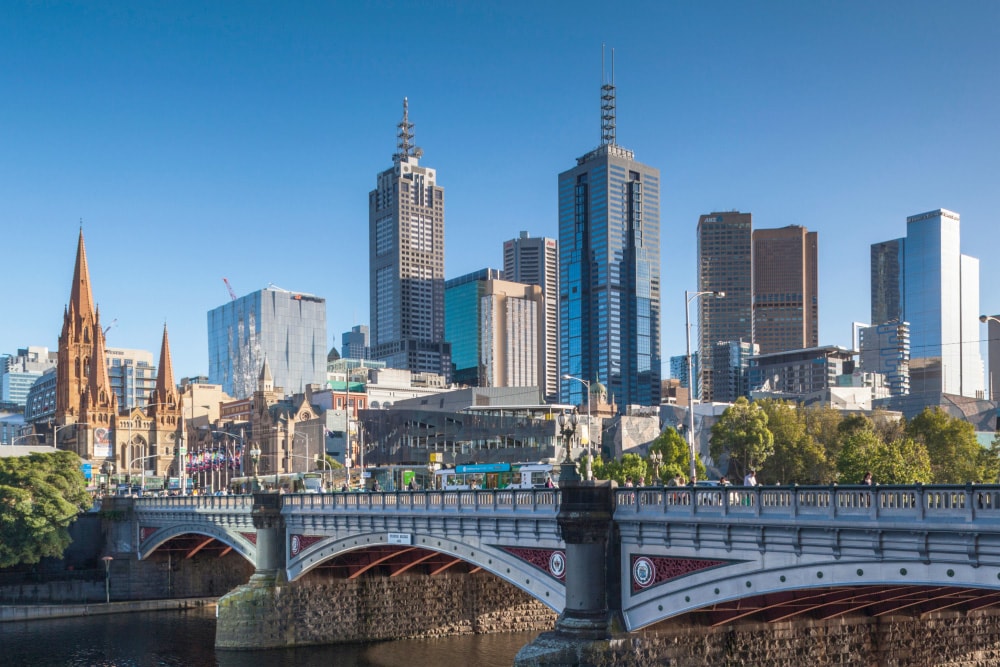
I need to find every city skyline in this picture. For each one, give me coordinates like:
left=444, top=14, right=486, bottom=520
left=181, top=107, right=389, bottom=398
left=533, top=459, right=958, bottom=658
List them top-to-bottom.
left=4, top=3, right=1000, bottom=381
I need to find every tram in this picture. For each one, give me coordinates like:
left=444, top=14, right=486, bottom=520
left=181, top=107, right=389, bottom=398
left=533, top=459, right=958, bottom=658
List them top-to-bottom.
left=434, top=462, right=557, bottom=490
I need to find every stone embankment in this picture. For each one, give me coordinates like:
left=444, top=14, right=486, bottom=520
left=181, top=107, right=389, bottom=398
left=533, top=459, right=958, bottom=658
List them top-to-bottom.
left=0, top=597, right=216, bottom=623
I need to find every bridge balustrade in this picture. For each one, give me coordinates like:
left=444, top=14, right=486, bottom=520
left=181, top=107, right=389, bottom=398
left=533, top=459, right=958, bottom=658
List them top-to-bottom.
left=615, top=484, right=1000, bottom=526
left=280, top=489, right=559, bottom=514
left=134, top=495, right=254, bottom=512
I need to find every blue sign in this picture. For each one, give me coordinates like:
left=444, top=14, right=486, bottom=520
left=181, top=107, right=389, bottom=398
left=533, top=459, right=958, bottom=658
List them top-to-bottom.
left=81, top=463, right=92, bottom=480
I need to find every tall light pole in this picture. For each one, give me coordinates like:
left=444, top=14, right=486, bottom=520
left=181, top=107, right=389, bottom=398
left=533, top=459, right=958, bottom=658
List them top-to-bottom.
left=685, top=289, right=725, bottom=484
left=981, top=315, right=1000, bottom=401
left=562, top=374, right=592, bottom=480
left=52, top=421, right=89, bottom=449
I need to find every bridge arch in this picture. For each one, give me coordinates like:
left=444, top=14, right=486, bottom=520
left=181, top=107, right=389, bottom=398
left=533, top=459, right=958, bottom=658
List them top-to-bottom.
left=137, top=522, right=256, bottom=565
left=287, top=531, right=565, bottom=612
left=623, top=553, right=1000, bottom=630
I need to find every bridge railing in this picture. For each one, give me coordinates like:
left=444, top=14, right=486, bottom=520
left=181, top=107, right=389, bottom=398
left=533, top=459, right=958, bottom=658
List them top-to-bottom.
left=615, top=484, right=1000, bottom=525
left=281, top=489, right=560, bottom=513
left=133, top=495, right=254, bottom=511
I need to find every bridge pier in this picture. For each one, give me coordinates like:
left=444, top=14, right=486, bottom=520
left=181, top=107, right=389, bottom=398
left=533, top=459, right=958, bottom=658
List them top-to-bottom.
left=516, top=464, right=625, bottom=666
left=216, top=493, right=288, bottom=649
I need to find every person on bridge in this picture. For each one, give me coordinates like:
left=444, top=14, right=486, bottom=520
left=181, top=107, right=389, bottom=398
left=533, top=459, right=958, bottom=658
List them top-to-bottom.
left=743, top=469, right=758, bottom=486
left=863, top=472, right=873, bottom=485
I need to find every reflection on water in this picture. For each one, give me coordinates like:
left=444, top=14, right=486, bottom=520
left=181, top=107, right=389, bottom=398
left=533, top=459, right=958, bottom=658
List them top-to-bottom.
left=0, top=607, right=539, bottom=667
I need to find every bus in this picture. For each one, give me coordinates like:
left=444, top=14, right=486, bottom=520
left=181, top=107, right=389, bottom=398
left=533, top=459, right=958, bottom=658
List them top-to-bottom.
left=434, top=462, right=557, bottom=490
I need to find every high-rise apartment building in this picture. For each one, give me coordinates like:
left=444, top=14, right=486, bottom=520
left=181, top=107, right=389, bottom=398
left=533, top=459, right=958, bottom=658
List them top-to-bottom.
left=559, top=60, right=661, bottom=410
left=368, top=99, right=450, bottom=379
left=870, top=209, right=983, bottom=397
left=696, top=212, right=753, bottom=402
left=752, top=225, right=819, bottom=355
left=503, top=231, right=559, bottom=402
left=445, top=269, right=544, bottom=391
left=207, top=286, right=327, bottom=399
left=858, top=321, right=910, bottom=397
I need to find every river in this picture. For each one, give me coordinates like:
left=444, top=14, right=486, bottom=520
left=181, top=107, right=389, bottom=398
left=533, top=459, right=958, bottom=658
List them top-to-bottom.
left=0, top=607, right=540, bottom=666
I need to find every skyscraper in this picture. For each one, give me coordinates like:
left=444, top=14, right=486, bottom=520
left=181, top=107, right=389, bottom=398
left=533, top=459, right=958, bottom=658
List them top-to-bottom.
left=559, top=56, right=661, bottom=410
left=369, top=98, right=450, bottom=379
left=871, top=209, right=983, bottom=397
left=696, top=211, right=753, bottom=402
left=752, top=225, right=819, bottom=355
left=504, top=231, right=559, bottom=402
left=445, top=269, right=544, bottom=391
left=207, top=286, right=327, bottom=399
left=341, top=325, right=369, bottom=360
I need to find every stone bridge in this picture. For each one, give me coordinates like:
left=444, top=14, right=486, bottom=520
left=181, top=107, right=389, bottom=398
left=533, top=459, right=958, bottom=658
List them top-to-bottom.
left=122, top=479, right=1000, bottom=657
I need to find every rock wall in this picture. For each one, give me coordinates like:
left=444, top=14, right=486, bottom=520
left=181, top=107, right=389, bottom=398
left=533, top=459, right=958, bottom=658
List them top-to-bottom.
left=216, top=571, right=557, bottom=649
left=518, top=610, right=1000, bottom=666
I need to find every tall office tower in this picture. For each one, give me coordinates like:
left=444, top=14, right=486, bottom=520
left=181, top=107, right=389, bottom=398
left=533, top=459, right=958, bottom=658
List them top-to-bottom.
left=559, top=55, right=661, bottom=411
left=369, top=99, right=450, bottom=380
left=871, top=209, right=983, bottom=397
left=696, top=212, right=753, bottom=402
left=752, top=225, right=819, bottom=355
left=504, top=231, right=559, bottom=402
left=445, top=269, right=544, bottom=390
left=207, top=286, right=327, bottom=399
left=985, top=318, right=1000, bottom=401
left=858, top=321, right=910, bottom=397
left=342, top=325, right=370, bottom=360
left=708, top=340, right=758, bottom=403
left=1, top=347, right=57, bottom=407
left=669, top=353, right=698, bottom=399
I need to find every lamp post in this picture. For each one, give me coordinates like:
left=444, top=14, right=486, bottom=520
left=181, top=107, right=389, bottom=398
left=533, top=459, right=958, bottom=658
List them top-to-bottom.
left=685, top=289, right=725, bottom=484
left=981, top=315, right=1000, bottom=401
left=562, top=374, right=592, bottom=480
left=52, top=421, right=89, bottom=449
left=10, top=434, right=38, bottom=446
left=250, top=443, right=261, bottom=488
left=649, top=450, right=663, bottom=485
left=101, top=556, right=113, bottom=603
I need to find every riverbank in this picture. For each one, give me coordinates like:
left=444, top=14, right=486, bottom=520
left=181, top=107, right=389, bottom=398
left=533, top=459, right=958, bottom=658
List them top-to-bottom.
left=0, top=596, right=216, bottom=623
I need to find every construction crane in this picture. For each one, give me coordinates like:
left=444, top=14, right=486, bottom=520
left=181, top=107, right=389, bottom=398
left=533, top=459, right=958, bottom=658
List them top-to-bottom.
left=223, top=278, right=237, bottom=301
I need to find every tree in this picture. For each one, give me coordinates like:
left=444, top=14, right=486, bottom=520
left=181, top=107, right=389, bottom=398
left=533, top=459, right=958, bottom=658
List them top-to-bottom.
left=709, top=397, right=774, bottom=479
left=757, top=399, right=831, bottom=485
left=803, top=405, right=845, bottom=465
left=907, top=407, right=985, bottom=483
left=647, top=427, right=704, bottom=483
left=836, top=429, right=932, bottom=485
left=0, top=450, right=91, bottom=568
left=592, top=453, right=648, bottom=486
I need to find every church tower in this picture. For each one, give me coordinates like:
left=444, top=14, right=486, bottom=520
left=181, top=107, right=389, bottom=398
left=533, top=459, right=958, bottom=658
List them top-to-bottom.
left=56, top=228, right=99, bottom=425
left=79, top=309, right=119, bottom=460
left=146, top=325, right=183, bottom=477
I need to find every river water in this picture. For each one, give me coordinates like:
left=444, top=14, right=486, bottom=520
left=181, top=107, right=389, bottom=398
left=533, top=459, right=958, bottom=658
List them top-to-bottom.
left=0, top=607, right=540, bottom=666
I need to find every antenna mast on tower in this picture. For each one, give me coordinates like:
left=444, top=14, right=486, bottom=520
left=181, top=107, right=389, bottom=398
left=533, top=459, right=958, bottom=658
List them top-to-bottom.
left=601, top=45, right=616, bottom=147
left=392, top=97, right=421, bottom=162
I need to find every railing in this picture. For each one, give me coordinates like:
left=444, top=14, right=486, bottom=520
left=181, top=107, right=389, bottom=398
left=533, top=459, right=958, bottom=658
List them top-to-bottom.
left=615, top=484, right=1000, bottom=525
left=282, top=488, right=560, bottom=513
left=134, top=494, right=254, bottom=511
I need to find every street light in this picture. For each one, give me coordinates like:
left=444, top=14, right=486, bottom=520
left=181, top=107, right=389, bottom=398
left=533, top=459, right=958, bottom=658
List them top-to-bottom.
left=685, top=289, right=725, bottom=484
left=563, top=374, right=592, bottom=481
left=557, top=411, right=580, bottom=482
left=52, top=421, right=89, bottom=449
left=10, top=433, right=39, bottom=446
left=649, top=450, right=663, bottom=485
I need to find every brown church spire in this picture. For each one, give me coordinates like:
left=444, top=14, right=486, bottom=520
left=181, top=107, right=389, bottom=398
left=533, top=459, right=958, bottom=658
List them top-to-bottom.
left=57, top=227, right=100, bottom=422
left=69, top=227, right=95, bottom=323
left=84, top=309, right=117, bottom=411
left=148, top=324, right=179, bottom=419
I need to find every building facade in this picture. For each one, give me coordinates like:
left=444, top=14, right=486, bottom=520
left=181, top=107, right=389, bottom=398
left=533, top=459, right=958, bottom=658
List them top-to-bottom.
left=559, top=65, right=661, bottom=411
left=368, top=98, right=450, bottom=379
left=870, top=209, right=983, bottom=398
left=696, top=211, right=753, bottom=401
left=752, top=225, right=819, bottom=355
left=503, top=231, right=559, bottom=403
left=445, top=269, right=544, bottom=392
left=207, top=286, right=327, bottom=400
left=858, top=321, right=910, bottom=397
left=341, top=325, right=370, bottom=360
left=707, top=339, right=758, bottom=403
left=749, top=346, right=856, bottom=397
left=1, top=347, right=57, bottom=407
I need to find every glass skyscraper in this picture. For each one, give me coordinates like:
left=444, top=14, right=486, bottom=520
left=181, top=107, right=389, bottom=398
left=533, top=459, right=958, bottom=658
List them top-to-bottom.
left=558, top=65, right=661, bottom=410
left=870, top=209, right=982, bottom=398
left=207, top=286, right=327, bottom=399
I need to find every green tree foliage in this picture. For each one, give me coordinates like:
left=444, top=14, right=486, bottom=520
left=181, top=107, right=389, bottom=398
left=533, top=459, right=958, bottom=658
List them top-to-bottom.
left=709, top=397, right=774, bottom=479
left=757, top=400, right=832, bottom=485
left=803, top=405, right=845, bottom=468
left=907, top=407, right=986, bottom=483
left=647, top=427, right=704, bottom=484
left=836, top=428, right=932, bottom=484
left=0, top=450, right=91, bottom=568
left=592, top=453, right=648, bottom=486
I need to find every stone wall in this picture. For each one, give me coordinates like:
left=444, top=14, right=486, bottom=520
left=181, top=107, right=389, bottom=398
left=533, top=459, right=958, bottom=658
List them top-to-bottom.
left=217, top=571, right=557, bottom=649
left=518, top=610, right=1000, bottom=666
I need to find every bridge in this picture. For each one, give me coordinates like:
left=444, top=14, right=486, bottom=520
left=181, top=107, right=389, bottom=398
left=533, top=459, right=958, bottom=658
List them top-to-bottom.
left=119, top=480, right=1000, bottom=655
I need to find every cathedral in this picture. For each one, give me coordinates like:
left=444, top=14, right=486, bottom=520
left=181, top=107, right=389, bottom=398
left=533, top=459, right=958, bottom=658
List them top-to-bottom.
left=55, top=229, right=185, bottom=483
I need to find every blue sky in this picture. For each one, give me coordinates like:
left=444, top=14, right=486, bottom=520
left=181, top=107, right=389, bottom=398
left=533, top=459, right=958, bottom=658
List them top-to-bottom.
left=3, top=1, right=999, bottom=380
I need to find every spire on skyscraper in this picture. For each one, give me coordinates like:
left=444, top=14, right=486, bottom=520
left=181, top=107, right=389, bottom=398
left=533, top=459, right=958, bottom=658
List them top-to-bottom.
left=601, top=45, right=616, bottom=147
left=393, top=97, right=422, bottom=163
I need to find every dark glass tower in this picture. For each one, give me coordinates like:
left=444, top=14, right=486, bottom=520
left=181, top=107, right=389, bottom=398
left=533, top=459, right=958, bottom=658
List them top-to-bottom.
left=558, top=56, right=661, bottom=410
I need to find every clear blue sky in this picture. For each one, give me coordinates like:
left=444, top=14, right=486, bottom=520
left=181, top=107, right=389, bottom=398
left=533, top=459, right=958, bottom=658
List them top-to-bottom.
left=3, top=1, right=999, bottom=380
